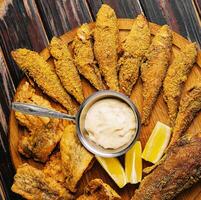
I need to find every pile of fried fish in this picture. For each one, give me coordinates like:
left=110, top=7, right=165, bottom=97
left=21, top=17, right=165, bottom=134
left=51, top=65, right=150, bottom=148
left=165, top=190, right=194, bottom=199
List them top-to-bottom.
left=11, top=4, right=201, bottom=200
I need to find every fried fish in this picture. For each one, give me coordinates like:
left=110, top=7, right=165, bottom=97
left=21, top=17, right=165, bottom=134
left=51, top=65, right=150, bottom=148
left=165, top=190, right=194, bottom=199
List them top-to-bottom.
left=94, top=4, right=119, bottom=91
left=118, top=15, right=151, bottom=96
left=72, top=24, right=105, bottom=90
left=141, top=25, right=172, bottom=125
left=49, top=37, right=84, bottom=104
left=163, top=43, right=197, bottom=126
left=12, top=49, right=76, bottom=114
left=14, top=81, right=68, bottom=162
left=15, top=81, right=51, bottom=131
left=170, top=82, right=201, bottom=145
left=19, top=118, right=67, bottom=163
left=60, top=124, right=94, bottom=192
left=132, top=133, right=201, bottom=200
left=43, top=152, right=66, bottom=187
left=12, top=164, right=73, bottom=200
left=77, top=179, right=121, bottom=200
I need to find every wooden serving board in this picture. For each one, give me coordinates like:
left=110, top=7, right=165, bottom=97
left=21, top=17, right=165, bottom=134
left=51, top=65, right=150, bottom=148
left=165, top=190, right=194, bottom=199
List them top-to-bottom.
left=9, top=19, right=201, bottom=199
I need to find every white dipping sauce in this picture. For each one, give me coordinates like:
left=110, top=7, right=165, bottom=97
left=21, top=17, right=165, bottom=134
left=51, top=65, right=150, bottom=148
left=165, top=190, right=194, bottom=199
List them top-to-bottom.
left=84, top=98, right=136, bottom=149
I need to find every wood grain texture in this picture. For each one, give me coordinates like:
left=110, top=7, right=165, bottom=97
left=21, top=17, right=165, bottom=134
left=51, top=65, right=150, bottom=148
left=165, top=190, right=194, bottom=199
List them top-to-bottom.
left=0, top=0, right=48, bottom=86
left=36, top=0, right=93, bottom=38
left=87, top=0, right=143, bottom=18
left=140, top=0, right=201, bottom=48
left=194, top=0, right=201, bottom=17
left=9, top=20, right=201, bottom=200
left=0, top=48, right=18, bottom=200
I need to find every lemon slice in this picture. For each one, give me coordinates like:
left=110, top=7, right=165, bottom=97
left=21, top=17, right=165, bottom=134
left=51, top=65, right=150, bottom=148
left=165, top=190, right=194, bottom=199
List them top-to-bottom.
left=142, top=121, right=171, bottom=164
left=125, top=141, right=142, bottom=184
left=96, top=156, right=127, bottom=188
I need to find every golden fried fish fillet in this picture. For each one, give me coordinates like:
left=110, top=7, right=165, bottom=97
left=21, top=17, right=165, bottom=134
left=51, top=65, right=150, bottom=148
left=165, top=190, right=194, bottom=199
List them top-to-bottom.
left=94, top=4, right=119, bottom=91
left=118, top=15, right=151, bottom=96
left=72, top=24, right=105, bottom=90
left=141, top=25, right=172, bottom=125
left=49, top=37, right=84, bottom=104
left=163, top=43, right=197, bottom=126
left=11, top=49, right=76, bottom=114
left=14, top=81, right=68, bottom=162
left=15, top=81, right=51, bottom=131
left=170, top=82, right=201, bottom=145
left=19, top=119, right=67, bottom=163
left=60, top=124, right=94, bottom=192
left=132, top=133, right=201, bottom=200
left=43, top=152, right=66, bottom=187
left=12, top=164, right=73, bottom=200
left=77, top=179, right=121, bottom=200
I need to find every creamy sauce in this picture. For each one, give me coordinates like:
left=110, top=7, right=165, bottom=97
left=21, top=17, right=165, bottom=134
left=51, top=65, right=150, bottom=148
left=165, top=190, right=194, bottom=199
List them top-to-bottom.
left=84, top=98, right=136, bottom=149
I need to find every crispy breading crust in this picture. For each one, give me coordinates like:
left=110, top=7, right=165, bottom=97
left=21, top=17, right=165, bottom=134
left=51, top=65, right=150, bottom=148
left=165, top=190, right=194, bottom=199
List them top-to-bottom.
left=94, top=4, right=119, bottom=91
left=118, top=15, right=151, bottom=96
left=72, top=24, right=105, bottom=90
left=141, top=25, right=172, bottom=125
left=49, top=37, right=84, bottom=104
left=163, top=43, right=197, bottom=126
left=11, top=49, right=76, bottom=114
left=15, top=82, right=51, bottom=131
left=170, top=83, right=201, bottom=145
left=18, top=119, right=67, bottom=163
left=60, top=124, right=94, bottom=192
left=132, top=133, right=201, bottom=200
left=43, top=152, right=66, bottom=187
left=12, top=164, right=73, bottom=200
left=77, top=179, right=121, bottom=200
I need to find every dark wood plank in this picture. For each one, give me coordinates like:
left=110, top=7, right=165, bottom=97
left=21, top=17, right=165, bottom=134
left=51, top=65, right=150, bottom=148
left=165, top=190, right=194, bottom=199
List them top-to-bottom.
left=0, top=0, right=48, bottom=86
left=36, top=0, right=93, bottom=39
left=86, top=0, right=102, bottom=19
left=87, top=0, right=143, bottom=18
left=103, top=0, right=143, bottom=18
left=140, top=0, right=201, bottom=47
left=194, top=0, right=201, bottom=18
left=0, top=1, right=48, bottom=199
left=0, top=47, right=15, bottom=123
left=0, top=48, right=20, bottom=200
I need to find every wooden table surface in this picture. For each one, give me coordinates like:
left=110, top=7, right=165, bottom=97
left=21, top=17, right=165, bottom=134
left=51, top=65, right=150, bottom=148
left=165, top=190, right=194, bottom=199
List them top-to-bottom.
left=0, top=0, right=200, bottom=199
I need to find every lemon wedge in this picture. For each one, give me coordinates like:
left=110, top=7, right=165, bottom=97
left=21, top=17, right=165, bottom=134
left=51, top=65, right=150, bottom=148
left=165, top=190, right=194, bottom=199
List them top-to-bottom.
left=142, top=121, right=171, bottom=164
left=125, top=141, right=142, bottom=184
left=96, top=156, right=127, bottom=188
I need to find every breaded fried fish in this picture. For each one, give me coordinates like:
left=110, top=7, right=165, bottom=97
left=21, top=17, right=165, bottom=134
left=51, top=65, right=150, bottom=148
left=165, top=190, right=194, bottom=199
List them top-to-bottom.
left=94, top=4, right=119, bottom=91
left=118, top=15, right=151, bottom=96
left=72, top=24, right=105, bottom=90
left=141, top=25, right=172, bottom=125
left=49, top=37, right=84, bottom=104
left=163, top=43, right=197, bottom=126
left=12, top=49, right=76, bottom=114
left=14, top=81, right=68, bottom=162
left=15, top=81, right=51, bottom=131
left=170, top=82, right=201, bottom=145
left=19, top=118, right=67, bottom=163
left=60, top=124, right=94, bottom=192
left=132, top=133, right=201, bottom=200
left=43, top=152, right=66, bottom=187
left=12, top=164, right=73, bottom=200
left=77, top=179, right=121, bottom=200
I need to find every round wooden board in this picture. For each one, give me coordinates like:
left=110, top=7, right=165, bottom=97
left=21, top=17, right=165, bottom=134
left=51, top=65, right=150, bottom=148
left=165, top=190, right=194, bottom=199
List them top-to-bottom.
left=9, top=19, right=201, bottom=199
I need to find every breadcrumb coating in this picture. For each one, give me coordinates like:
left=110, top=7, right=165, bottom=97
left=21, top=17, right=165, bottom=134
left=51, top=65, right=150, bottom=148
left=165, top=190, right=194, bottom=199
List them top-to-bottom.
left=94, top=4, right=119, bottom=91
left=119, top=15, right=151, bottom=96
left=72, top=24, right=105, bottom=90
left=141, top=25, right=172, bottom=125
left=49, top=37, right=84, bottom=104
left=163, top=43, right=197, bottom=126
left=11, top=49, right=76, bottom=114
